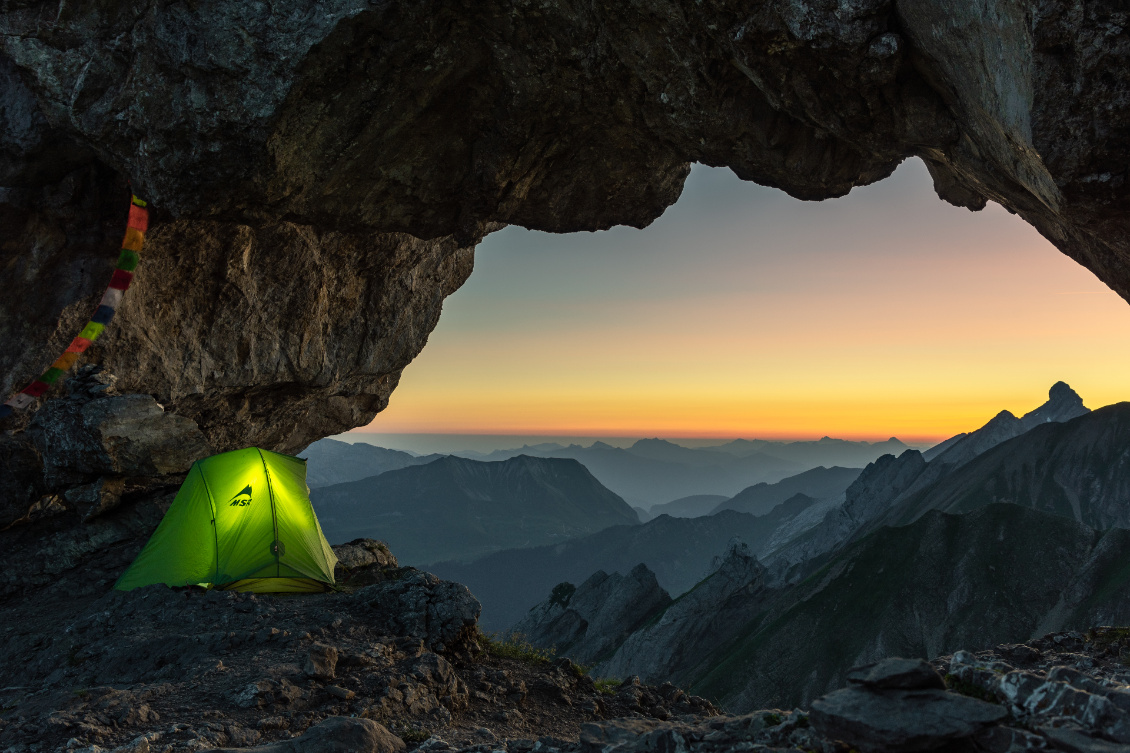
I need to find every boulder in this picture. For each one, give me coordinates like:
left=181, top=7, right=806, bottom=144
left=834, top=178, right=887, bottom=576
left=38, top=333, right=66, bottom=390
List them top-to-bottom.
left=30, top=392, right=209, bottom=483
left=333, top=539, right=399, bottom=570
left=357, top=570, right=481, bottom=654
left=305, top=643, right=339, bottom=680
left=846, top=658, right=946, bottom=691
left=810, top=684, right=1007, bottom=752
left=215, top=717, right=404, bottom=753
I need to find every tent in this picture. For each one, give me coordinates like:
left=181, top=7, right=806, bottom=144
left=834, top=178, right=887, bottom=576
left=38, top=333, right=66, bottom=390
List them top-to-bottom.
left=116, top=447, right=338, bottom=593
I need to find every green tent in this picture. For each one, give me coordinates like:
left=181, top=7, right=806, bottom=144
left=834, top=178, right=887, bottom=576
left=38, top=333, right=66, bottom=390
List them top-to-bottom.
left=116, top=447, right=338, bottom=593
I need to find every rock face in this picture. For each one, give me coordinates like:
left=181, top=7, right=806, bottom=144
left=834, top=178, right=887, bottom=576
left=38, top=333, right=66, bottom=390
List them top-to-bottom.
left=3, top=2, right=1130, bottom=478
left=0, top=366, right=208, bottom=528
left=764, top=449, right=926, bottom=583
left=597, top=544, right=773, bottom=684
left=511, top=565, right=672, bottom=666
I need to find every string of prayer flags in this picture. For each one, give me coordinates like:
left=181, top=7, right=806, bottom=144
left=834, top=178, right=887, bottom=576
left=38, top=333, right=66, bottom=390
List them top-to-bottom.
left=0, top=194, right=149, bottom=420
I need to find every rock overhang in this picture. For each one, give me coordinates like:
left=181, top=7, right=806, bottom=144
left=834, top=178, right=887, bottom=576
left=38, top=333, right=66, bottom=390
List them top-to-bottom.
left=0, top=0, right=1128, bottom=459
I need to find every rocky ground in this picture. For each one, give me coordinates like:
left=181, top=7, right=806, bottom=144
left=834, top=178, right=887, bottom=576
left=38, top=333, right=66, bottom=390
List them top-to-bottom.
left=3, top=519, right=1130, bottom=753
left=0, top=539, right=715, bottom=753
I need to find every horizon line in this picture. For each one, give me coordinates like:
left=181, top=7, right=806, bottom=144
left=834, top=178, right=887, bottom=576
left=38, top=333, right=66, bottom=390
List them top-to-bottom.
left=347, top=429, right=947, bottom=444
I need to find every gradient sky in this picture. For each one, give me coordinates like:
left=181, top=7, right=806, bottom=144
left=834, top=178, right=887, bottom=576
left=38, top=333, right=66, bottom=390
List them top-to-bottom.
left=353, top=158, right=1130, bottom=444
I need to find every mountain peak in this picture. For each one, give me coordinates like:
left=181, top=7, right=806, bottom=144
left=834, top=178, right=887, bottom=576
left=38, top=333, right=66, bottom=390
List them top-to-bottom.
left=1021, top=381, right=1089, bottom=429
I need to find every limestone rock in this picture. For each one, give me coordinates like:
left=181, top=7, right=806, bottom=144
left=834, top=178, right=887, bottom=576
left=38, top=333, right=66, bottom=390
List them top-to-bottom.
left=27, top=388, right=209, bottom=483
left=0, top=433, right=45, bottom=526
left=65, top=477, right=126, bottom=522
left=333, top=539, right=399, bottom=571
left=357, top=570, right=481, bottom=654
left=305, top=643, right=339, bottom=681
left=946, top=647, right=1130, bottom=744
left=809, top=684, right=1007, bottom=752
left=215, top=717, right=405, bottom=753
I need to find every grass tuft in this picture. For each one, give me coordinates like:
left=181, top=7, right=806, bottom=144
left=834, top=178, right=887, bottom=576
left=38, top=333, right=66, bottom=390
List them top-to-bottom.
left=477, top=629, right=555, bottom=665
left=593, top=677, right=621, bottom=695
left=401, top=727, right=430, bottom=744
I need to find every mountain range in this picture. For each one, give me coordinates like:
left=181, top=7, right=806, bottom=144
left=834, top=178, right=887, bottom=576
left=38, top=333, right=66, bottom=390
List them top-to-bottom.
left=762, top=381, right=1096, bottom=584
left=508, top=382, right=1130, bottom=709
left=448, top=436, right=914, bottom=506
left=309, top=455, right=639, bottom=565
left=711, top=465, right=861, bottom=516
left=642, top=494, right=728, bottom=519
left=429, top=495, right=827, bottom=631
left=587, top=503, right=1130, bottom=710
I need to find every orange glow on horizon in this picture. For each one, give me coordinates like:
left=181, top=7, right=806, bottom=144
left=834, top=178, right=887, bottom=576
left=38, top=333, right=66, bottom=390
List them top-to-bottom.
left=352, top=161, right=1130, bottom=444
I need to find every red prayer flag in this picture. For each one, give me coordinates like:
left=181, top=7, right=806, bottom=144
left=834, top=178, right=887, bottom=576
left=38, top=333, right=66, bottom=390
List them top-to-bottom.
left=127, top=204, right=149, bottom=232
left=108, top=270, right=134, bottom=290
left=65, top=337, right=93, bottom=354
left=22, top=381, right=49, bottom=398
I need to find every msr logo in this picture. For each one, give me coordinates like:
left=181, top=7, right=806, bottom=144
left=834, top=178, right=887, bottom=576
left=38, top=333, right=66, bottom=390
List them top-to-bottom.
left=228, top=484, right=252, bottom=507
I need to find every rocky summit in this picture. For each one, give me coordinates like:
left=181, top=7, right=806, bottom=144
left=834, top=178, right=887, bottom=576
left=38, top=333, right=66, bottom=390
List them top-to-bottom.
left=7, top=530, right=1130, bottom=753
left=0, top=539, right=718, bottom=753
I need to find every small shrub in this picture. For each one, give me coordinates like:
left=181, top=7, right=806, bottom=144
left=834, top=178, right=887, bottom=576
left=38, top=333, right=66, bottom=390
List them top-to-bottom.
left=549, top=582, right=576, bottom=608
left=593, top=678, right=621, bottom=695
left=71, top=688, right=89, bottom=698
left=762, top=712, right=782, bottom=726
left=795, top=714, right=810, bottom=729
left=401, top=727, right=430, bottom=744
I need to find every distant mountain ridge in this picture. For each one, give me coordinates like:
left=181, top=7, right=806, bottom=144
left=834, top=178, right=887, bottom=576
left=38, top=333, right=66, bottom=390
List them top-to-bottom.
left=924, top=381, right=1089, bottom=470
left=763, top=382, right=1096, bottom=584
left=881, top=402, right=1130, bottom=531
left=704, top=436, right=911, bottom=467
left=299, top=437, right=440, bottom=487
left=453, top=441, right=804, bottom=506
left=310, top=455, right=638, bottom=565
left=712, top=466, right=862, bottom=516
left=647, top=494, right=729, bottom=519
left=430, top=506, right=816, bottom=631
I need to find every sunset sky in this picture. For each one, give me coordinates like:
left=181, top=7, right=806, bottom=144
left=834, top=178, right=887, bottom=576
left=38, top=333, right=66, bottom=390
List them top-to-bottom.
left=352, top=158, right=1130, bottom=446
